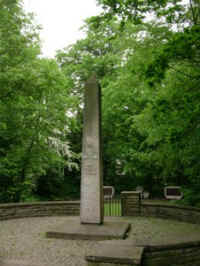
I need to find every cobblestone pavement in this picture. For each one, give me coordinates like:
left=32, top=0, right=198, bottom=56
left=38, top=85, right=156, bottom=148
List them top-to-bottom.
left=0, top=216, right=200, bottom=265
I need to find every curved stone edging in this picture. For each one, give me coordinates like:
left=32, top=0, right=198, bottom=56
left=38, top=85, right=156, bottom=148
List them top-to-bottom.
left=121, top=191, right=200, bottom=224
left=2, top=199, right=199, bottom=225
left=0, top=200, right=200, bottom=266
left=0, top=201, right=80, bottom=220
left=142, top=201, right=200, bottom=211
left=141, top=202, right=200, bottom=224
left=142, top=240, right=200, bottom=266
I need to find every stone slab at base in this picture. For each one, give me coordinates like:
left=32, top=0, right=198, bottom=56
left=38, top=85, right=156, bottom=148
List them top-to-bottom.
left=46, top=217, right=130, bottom=240
left=86, top=240, right=144, bottom=266
left=0, top=259, right=39, bottom=266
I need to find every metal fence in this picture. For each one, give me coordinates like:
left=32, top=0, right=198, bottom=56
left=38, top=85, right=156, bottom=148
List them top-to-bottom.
left=104, top=197, right=122, bottom=216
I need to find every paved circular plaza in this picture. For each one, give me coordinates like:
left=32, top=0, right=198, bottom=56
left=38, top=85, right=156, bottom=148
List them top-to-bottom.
left=0, top=216, right=200, bottom=266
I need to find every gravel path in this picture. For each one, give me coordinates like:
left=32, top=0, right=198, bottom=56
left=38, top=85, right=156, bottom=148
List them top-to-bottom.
left=0, top=216, right=200, bottom=265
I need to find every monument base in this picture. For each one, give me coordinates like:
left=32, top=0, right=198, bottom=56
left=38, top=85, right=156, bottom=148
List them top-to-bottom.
left=46, top=217, right=131, bottom=240
left=86, top=240, right=144, bottom=265
left=0, top=259, right=38, bottom=266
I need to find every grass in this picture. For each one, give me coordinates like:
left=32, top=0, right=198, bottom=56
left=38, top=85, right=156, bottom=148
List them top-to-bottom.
left=104, top=199, right=122, bottom=216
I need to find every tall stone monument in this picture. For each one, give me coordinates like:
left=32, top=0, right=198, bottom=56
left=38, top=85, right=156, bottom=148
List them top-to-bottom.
left=46, top=74, right=130, bottom=240
left=80, top=75, right=103, bottom=224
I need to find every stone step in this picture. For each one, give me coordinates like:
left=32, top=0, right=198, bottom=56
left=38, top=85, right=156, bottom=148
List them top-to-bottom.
left=86, top=240, right=144, bottom=265
left=0, top=259, right=41, bottom=266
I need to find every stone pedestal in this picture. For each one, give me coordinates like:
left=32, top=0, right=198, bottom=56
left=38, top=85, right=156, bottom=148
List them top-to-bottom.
left=121, top=191, right=141, bottom=216
left=46, top=217, right=130, bottom=240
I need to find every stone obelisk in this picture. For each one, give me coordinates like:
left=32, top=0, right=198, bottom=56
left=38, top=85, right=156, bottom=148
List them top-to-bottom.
left=46, top=75, right=130, bottom=240
left=80, top=75, right=104, bottom=224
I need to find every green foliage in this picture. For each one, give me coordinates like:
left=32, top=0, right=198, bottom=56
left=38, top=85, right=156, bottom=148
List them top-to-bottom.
left=0, top=0, right=78, bottom=202
left=1, top=0, right=200, bottom=205
left=57, top=0, right=200, bottom=204
left=97, top=0, right=187, bottom=25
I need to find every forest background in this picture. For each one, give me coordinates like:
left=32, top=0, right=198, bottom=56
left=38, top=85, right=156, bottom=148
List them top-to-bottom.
left=0, top=0, right=200, bottom=206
